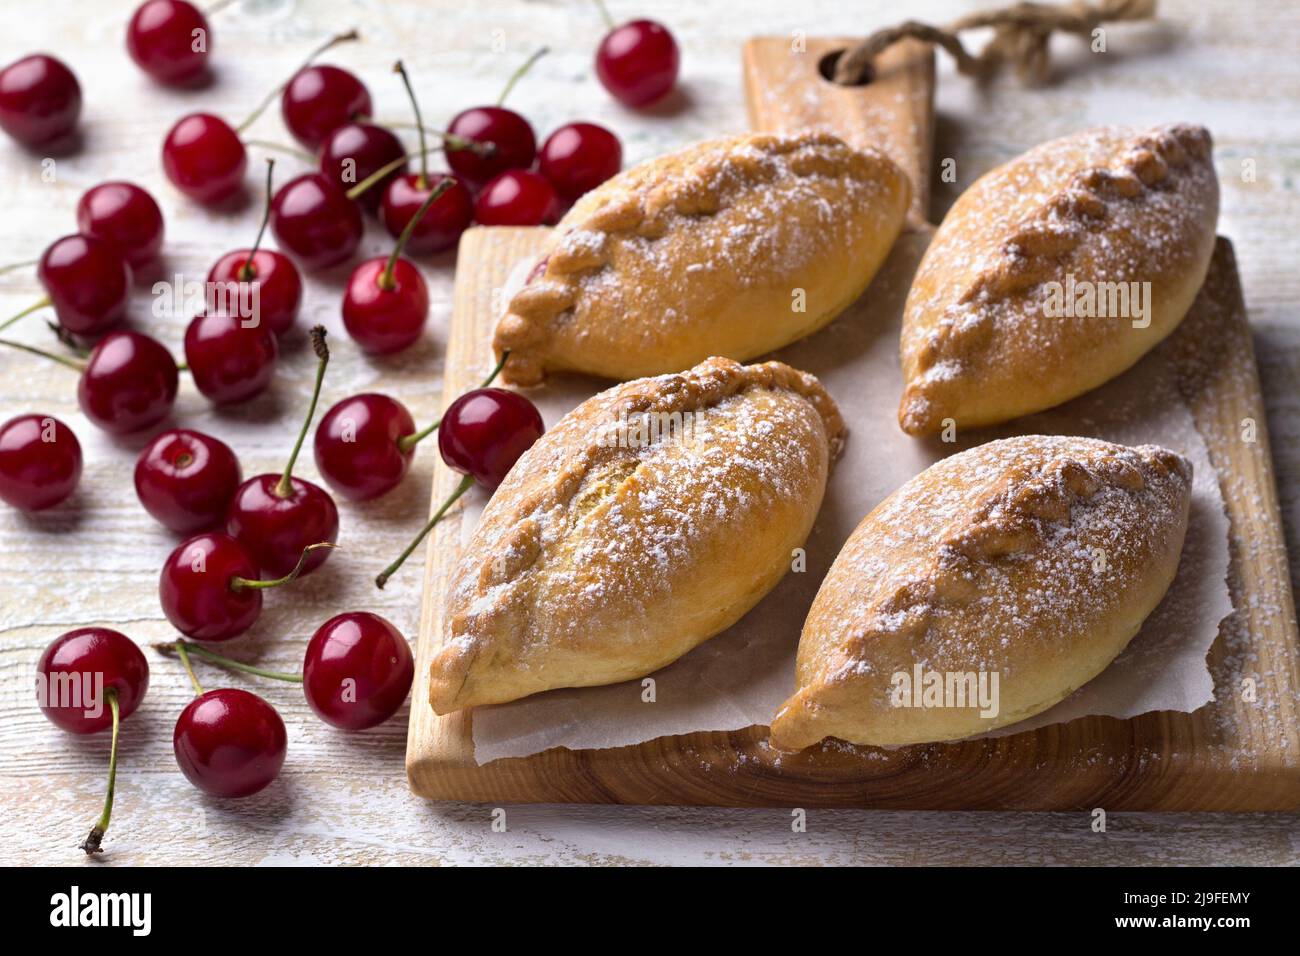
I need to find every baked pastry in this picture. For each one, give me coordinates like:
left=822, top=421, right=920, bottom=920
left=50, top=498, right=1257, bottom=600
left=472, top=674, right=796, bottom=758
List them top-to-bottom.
left=899, top=124, right=1219, bottom=435
left=493, top=131, right=910, bottom=386
left=430, top=356, right=846, bottom=713
left=769, top=435, right=1192, bottom=750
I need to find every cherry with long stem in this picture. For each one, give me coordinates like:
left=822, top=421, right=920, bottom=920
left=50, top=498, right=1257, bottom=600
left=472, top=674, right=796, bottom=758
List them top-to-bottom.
left=238, top=30, right=360, bottom=137
left=445, top=48, right=547, bottom=187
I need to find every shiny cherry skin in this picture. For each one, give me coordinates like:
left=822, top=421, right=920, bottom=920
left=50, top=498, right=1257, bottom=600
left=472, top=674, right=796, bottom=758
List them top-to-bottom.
left=127, top=0, right=211, bottom=85
left=595, top=19, right=680, bottom=108
left=0, top=54, right=81, bottom=148
left=281, top=64, right=370, bottom=150
left=445, top=106, right=536, bottom=186
left=162, top=112, right=247, bottom=205
left=318, top=121, right=406, bottom=214
left=539, top=122, right=622, bottom=200
left=474, top=169, right=560, bottom=226
left=270, top=172, right=363, bottom=270
left=379, top=172, right=473, bottom=255
left=75, top=182, right=165, bottom=270
left=38, top=234, right=132, bottom=337
left=207, top=249, right=302, bottom=336
left=341, top=257, right=428, bottom=354
left=184, top=312, right=278, bottom=405
left=79, top=331, right=179, bottom=434
left=439, top=388, right=544, bottom=490
left=313, top=393, right=415, bottom=501
left=0, top=414, right=81, bottom=511
left=134, top=428, right=241, bottom=534
left=226, top=474, right=338, bottom=579
left=159, top=532, right=262, bottom=641
left=303, top=612, right=413, bottom=729
left=37, top=628, right=149, bottom=734
left=173, top=687, right=286, bottom=797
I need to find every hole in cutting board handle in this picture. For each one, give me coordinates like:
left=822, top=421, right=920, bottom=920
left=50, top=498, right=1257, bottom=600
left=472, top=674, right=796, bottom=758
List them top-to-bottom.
left=817, top=49, right=873, bottom=86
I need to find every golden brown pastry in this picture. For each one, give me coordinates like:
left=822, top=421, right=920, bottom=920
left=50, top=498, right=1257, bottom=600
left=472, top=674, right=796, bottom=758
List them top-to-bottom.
left=899, top=124, right=1219, bottom=435
left=493, top=131, right=910, bottom=386
left=430, top=357, right=845, bottom=714
left=769, top=436, right=1192, bottom=750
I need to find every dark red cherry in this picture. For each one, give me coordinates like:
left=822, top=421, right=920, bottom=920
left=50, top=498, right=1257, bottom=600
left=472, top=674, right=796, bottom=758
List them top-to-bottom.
left=127, top=0, right=211, bottom=86
left=595, top=19, right=680, bottom=108
left=0, top=54, right=81, bottom=147
left=281, top=64, right=370, bottom=150
left=446, top=106, right=536, bottom=186
left=162, top=112, right=247, bottom=205
left=318, top=121, right=406, bottom=214
left=539, top=122, right=622, bottom=200
left=474, top=169, right=560, bottom=226
left=270, top=172, right=363, bottom=270
left=379, top=172, right=473, bottom=255
left=75, top=182, right=165, bottom=270
left=38, top=234, right=132, bottom=336
left=207, top=249, right=301, bottom=337
left=341, top=257, right=427, bottom=354
left=184, top=311, right=278, bottom=405
left=79, top=331, right=179, bottom=434
left=439, top=387, right=545, bottom=490
left=313, top=393, right=415, bottom=501
left=0, top=414, right=81, bottom=511
left=135, top=428, right=242, bottom=534
left=227, top=474, right=338, bottom=580
left=159, top=532, right=263, bottom=641
left=303, top=612, right=413, bottom=729
left=37, top=628, right=149, bottom=735
left=173, top=687, right=286, bottom=797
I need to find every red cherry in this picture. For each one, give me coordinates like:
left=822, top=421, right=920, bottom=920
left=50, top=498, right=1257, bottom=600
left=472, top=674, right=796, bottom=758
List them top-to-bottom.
left=127, top=0, right=211, bottom=86
left=595, top=19, right=680, bottom=108
left=0, top=54, right=81, bottom=148
left=281, top=64, right=370, bottom=150
left=446, top=106, right=536, bottom=186
left=162, top=112, right=247, bottom=205
left=318, top=121, right=406, bottom=214
left=539, top=122, right=622, bottom=200
left=474, top=169, right=560, bottom=226
left=270, top=172, right=363, bottom=270
left=379, top=172, right=472, bottom=255
left=75, top=182, right=165, bottom=270
left=38, top=234, right=132, bottom=336
left=341, top=257, right=427, bottom=354
left=184, top=311, right=278, bottom=405
left=79, top=331, right=179, bottom=434
left=313, top=394, right=415, bottom=501
left=0, top=413, right=81, bottom=511
left=135, top=428, right=242, bottom=534
left=158, top=532, right=261, bottom=641
left=303, top=612, right=413, bottom=729
left=37, top=628, right=149, bottom=735
left=173, top=687, right=286, bottom=797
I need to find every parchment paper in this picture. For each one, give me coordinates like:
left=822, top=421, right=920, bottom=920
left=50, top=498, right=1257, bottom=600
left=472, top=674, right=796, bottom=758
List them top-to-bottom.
left=464, top=232, right=1233, bottom=763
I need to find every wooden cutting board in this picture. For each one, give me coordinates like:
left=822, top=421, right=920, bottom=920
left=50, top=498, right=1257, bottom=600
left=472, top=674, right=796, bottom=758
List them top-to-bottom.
left=405, top=38, right=1300, bottom=809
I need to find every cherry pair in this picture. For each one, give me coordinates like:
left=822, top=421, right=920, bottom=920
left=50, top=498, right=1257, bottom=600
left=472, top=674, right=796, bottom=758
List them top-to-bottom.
left=0, top=413, right=82, bottom=511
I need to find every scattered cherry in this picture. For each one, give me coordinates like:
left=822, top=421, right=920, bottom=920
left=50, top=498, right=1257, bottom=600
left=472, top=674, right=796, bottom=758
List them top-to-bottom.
left=127, top=0, right=212, bottom=86
left=595, top=17, right=680, bottom=108
left=444, top=48, right=547, bottom=186
left=0, top=53, right=81, bottom=148
left=281, top=63, right=370, bottom=150
left=162, top=112, right=247, bottom=205
left=318, top=121, right=406, bottom=213
left=539, top=121, right=622, bottom=200
left=207, top=159, right=302, bottom=336
left=474, top=169, right=560, bottom=226
left=270, top=172, right=363, bottom=270
left=75, top=182, right=166, bottom=270
left=36, top=233, right=132, bottom=337
left=184, top=311, right=279, bottom=405
left=226, top=327, right=338, bottom=578
left=78, top=332, right=178, bottom=434
left=376, top=386, right=543, bottom=587
left=0, top=413, right=81, bottom=511
left=135, top=428, right=242, bottom=534
left=303, top=612, right=413, bottom=729
left=37, top=627, right=149, bottom=853
left=173, top=685, right=287, bottom=798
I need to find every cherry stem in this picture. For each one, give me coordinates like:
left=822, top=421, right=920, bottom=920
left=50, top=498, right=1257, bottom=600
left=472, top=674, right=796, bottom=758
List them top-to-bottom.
left=592, top=0, right=615, bottom=30
left=237, top=29, right=362, bottom=134
left=498, top=47, right=549, bottom=107
left=393, top=60, right=428, bottom=186
left=376, top=122, right=493, bottom=155
left=244, top=139, right=315, bottom=163
left=236, top=159, right=277, bottom=281
left=379, top=177, right=455, bottom=290
left=0, top=257, right=39, bottom=276
left=0, top=296, right=53, bottom=333
left=275, top=326, right=329, bottom=498
left=0, top=336, right=86, bottom=371
left=396, top=350, right=509, bottom=453
left=376, top=473, right=474, bottom=589
left=231, top=542, right=337, bottom=591
left=155, top=639, right=304, bottom=683
left=175, top=640, right=205, bottom=697
left=78, top=688, right=119, bottom=855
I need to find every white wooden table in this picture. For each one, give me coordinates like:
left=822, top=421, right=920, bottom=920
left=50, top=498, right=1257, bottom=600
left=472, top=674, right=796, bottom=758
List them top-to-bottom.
left=1, top=0, right=1297, bottom=865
